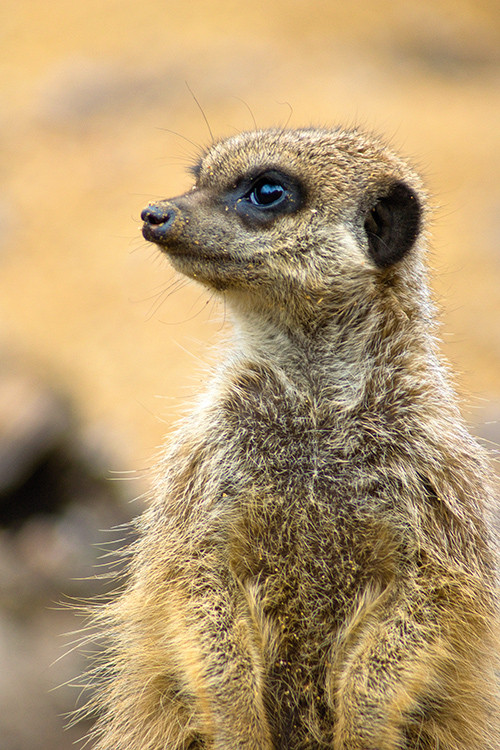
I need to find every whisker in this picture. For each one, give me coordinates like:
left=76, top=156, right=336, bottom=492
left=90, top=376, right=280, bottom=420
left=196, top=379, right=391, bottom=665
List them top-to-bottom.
left=185, top=81, right=214, bottom=144
left=232, top=95, right=258, bottom=131
left=276, top=99, right=294, bottom=129
left=155, top=127, right=202, bottom=152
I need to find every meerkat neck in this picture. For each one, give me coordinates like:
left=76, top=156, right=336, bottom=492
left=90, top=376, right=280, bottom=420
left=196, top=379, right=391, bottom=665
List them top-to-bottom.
left=223, top=290, right=451, bottom=422
left=228, top=306, right=389, bottom=400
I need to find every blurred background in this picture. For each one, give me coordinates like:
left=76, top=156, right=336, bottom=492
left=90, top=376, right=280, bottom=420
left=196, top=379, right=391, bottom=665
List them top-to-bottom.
left=0, top=0, right=499, bottom=747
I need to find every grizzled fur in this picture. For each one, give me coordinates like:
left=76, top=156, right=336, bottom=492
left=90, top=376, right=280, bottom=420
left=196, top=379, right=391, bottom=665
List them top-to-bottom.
left=87, top=128, right=498, bottom=749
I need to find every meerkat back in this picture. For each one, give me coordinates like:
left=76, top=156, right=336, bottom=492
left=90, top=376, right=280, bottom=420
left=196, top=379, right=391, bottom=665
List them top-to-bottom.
left=88, top=127, right=498, bottom=750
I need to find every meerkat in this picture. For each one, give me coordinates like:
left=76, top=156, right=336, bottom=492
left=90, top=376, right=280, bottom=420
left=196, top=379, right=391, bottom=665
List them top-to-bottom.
left=88, top=127, right=498, bottom=750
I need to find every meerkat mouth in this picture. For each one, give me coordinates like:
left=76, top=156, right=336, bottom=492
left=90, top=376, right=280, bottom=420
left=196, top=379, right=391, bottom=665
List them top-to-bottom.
left=141, top=209, right=241, bottom=269
left=142, top=220, right=262, bottom=275
left=141, top=221, right=219, bottom=263
left=148, top=237, right=243, bottom=268
left=150, top=238, right=260, bottom=290
left=160, top=246, right=235, bottom=265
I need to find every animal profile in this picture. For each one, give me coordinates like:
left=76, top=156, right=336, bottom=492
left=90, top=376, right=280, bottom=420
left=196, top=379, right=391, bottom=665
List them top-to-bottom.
left=88, top=126, right=498, bottom=750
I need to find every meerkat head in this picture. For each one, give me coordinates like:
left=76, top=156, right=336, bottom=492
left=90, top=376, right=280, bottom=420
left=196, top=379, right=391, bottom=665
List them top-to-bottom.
left=142, top=128, right=425, bottom=329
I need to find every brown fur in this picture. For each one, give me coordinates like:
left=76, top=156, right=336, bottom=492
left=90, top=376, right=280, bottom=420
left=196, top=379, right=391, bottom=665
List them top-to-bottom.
left=87, top=127, right=498, bottom=749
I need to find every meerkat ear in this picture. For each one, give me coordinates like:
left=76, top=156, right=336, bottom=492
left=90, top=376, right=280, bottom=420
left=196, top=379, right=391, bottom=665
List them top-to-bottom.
left=364, top=181, right=422, bottom=268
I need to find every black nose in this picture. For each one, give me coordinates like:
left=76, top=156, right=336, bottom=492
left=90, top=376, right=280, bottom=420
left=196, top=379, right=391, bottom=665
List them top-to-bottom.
left=141, top=202, right=177, bottom=243
left=141, top=203, right=177, bottom=226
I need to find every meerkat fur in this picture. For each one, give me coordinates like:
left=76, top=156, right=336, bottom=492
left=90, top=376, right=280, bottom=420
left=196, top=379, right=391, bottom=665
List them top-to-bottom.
left=87, top=126, right=498, bottom=750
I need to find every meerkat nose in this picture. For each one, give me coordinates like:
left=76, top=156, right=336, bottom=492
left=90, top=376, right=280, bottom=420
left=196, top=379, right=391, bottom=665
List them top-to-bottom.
left=141, top=201, right=178, bottom=242
left=141, top=202, right=175, bottom=225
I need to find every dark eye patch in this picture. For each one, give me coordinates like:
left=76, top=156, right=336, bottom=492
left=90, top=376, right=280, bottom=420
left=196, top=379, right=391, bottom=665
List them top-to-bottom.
left=228, top=169, right=304, bottom=226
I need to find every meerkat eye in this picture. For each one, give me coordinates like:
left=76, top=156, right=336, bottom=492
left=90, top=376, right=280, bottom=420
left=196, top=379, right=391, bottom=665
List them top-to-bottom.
left=232, top=170, right=303, bottom=225
left=248, top=178, right=288, bottom=208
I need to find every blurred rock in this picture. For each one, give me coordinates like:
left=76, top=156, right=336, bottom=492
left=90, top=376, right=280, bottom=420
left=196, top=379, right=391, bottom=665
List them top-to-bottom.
left=0, top=358, right=135, bottom=750
left=0, top=369, right=71, bottom=501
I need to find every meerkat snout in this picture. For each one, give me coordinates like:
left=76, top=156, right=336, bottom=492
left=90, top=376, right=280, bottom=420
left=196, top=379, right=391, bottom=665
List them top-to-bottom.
left=141, top=201, right=178, bottom=243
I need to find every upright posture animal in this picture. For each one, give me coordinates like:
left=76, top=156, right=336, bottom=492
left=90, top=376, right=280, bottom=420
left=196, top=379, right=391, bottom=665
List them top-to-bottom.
left=90, top=127, right=498, bottom=749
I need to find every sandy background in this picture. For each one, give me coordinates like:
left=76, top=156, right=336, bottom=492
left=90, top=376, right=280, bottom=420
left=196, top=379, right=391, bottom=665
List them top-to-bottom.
left=0, top=1, right=499, bottom=747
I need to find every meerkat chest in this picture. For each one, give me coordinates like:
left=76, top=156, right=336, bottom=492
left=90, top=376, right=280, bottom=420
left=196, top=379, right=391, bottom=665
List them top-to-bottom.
left=173, top=364, right=406, bottom=626
left=219, top=364, right=344, bottom=489
left=228, top=489, right=396, bottom=620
